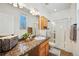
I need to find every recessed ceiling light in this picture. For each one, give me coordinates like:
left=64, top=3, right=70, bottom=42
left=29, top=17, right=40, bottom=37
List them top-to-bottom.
left=54, top=9, right=57, bottom=12
left=51, top=22, right=56, bottom=26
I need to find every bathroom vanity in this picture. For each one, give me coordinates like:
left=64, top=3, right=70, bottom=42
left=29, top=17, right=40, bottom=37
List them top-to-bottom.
left=0, top=36, right=49, bottom=56
left=28, top=39, right=49, bottom=56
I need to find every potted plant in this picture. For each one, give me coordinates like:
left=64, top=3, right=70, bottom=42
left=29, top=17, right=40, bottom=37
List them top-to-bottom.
left=22, top=32, right=31, bottom=41
left=23, top=33, right=29, bottom=39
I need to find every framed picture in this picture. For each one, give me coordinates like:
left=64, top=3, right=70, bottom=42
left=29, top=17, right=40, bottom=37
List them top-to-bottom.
left=20, top=15, right=26, bottom=29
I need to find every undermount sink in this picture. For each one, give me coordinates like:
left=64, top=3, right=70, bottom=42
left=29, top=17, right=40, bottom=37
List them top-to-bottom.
left=34, top=36, right=46, bottom=40
left=18, top=43, right=29, bottom=53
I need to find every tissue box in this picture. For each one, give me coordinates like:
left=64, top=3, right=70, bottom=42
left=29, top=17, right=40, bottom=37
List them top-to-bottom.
left=0, top=35, right=18, bottom=52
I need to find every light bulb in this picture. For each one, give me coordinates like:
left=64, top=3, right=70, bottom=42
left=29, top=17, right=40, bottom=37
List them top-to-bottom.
left=13, top=3, right=18, bottom=7
left=19, top=3, right=24, bottom=8
left=30, top=8, right=40, bottom=16
left=30, top=10, right=33, bottom=14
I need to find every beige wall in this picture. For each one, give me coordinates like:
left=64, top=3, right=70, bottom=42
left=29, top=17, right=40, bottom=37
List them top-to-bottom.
left=0, top=3, right=38, bottom=39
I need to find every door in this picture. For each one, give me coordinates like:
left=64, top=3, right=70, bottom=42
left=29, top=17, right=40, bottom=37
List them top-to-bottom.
left=55, top=19, right=71, bottom=51
left=55, top=21, right=65, bottom=49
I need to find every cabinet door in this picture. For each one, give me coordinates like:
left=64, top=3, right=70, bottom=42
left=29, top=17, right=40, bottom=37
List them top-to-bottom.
left=38, top=16, right=48, bottom=30
left=29, top=40, right=49, bottom=56
left=39, top=40, right=49, bottom=56
left=46, top=43, right=49, bottom=56
left=29, top=47, right=38, bottom=56
left=39, top=47, right=46, bottom=56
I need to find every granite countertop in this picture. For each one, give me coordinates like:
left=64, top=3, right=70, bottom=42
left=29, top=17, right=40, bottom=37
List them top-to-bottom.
left=0, top=37, right=48, bottom=56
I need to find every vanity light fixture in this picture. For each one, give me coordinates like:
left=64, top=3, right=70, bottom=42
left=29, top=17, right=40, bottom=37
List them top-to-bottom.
left=9, top=3, right=25, bottom=8
left=13, top=3, right=18, bottom=7
left=19, top=3, right=25, bottom=8
left=30, top=8, right=40, bottom=16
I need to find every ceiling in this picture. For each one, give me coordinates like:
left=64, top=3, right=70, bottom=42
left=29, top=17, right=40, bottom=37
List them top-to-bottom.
left=24, top=3, right=72, bottom=19
left=25, top=3, right=71, bottom=12
left=42, top=3, right=71, bottom=12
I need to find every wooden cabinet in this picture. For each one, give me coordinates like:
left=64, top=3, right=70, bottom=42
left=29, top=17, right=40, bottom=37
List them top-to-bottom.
left=38, top=16, right=48, bottom=30
left=29, top=40, right=49, bottom=56
left=39, top=40, right=49, bottom=56
left=46, top=43, right=49, bottom=56
left=29, top=47, right=38, bottom=56
left=39, top=47, right=46, bottom=56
